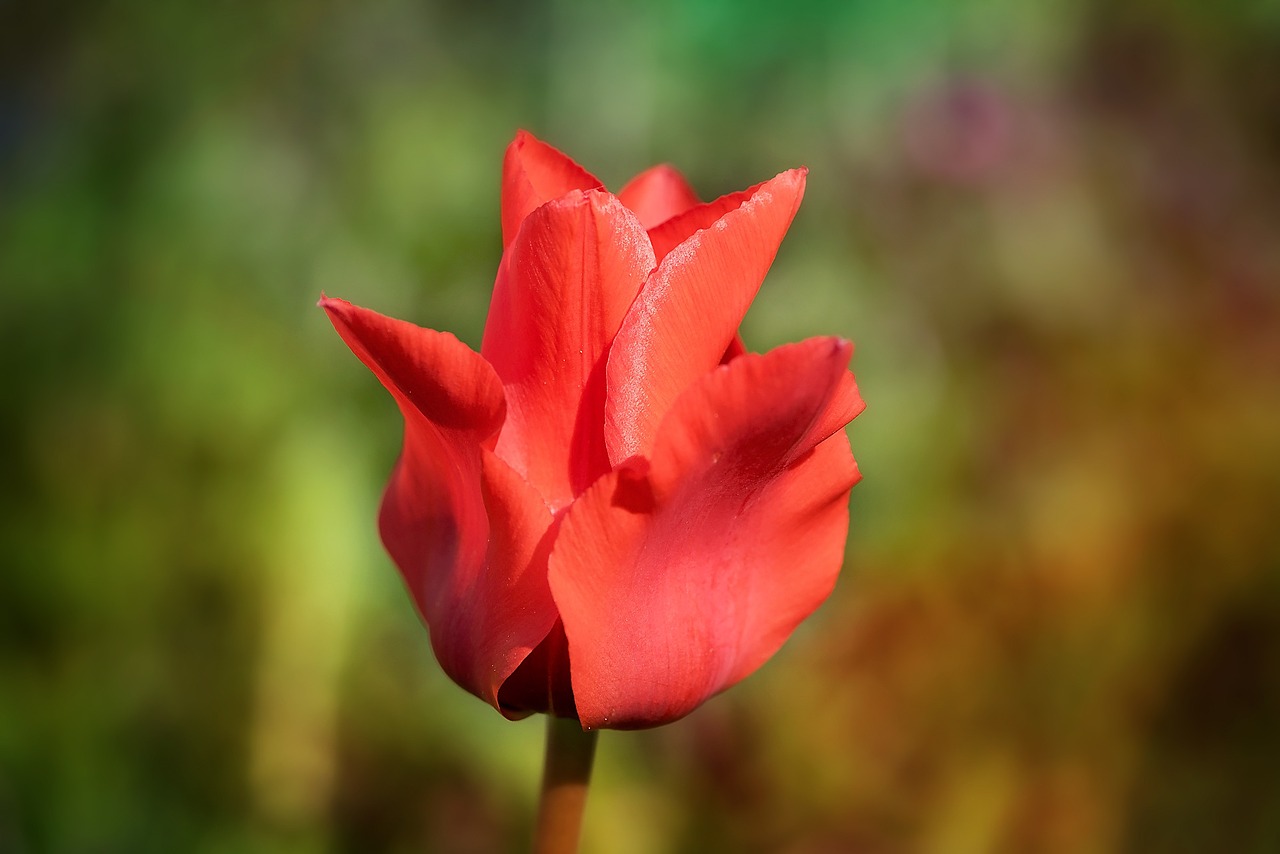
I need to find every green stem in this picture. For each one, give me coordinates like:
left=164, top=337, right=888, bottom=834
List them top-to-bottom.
left=532, top=715, right=599, bottom=854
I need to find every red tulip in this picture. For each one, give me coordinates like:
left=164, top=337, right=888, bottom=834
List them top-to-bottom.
left=321, top=131, right=864, bottom=730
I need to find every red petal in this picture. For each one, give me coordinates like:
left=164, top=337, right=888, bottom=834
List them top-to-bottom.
left=501, top=130, right=602, bottom=249
left=617, top=164, right=701, bottom=229
left=604, top=168, right=807, bottom=463
left=644, top=176, right=776, bottom=263
left=482, top=190, right=656, bottom=510
left=321, top=296, right=505, bottom=440
left=321, top=297, right=558, bottom=711
left=550, top=337, right=861, bottom=729
left=813, top=368, right=866, bottom=443
left=466, top=450, right=559, bottom=709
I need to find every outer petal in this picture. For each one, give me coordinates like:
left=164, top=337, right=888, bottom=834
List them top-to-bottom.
left=502, top=130, right=603, bottom=248
left=617, top=164, right=701, bottom=229
left=604, top=168, right=807, bottom=463
left=482, top=190, right=656, bottom=510
left=321, top=297, right=558, bottom=711
left=322, top=297, right=505, bottom=439
left=550, top=337, right=863, bottom=729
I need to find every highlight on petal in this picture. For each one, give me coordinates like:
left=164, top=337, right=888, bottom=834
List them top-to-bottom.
left=501, top=130, right=602, bottom=248
left=617, top=164, right=701, bottom=230
left=604, top=168, right=807, bottom=464
left=483, top=190, right=656, bottom=510
left=321, top=297, right=558, bottom=712
left=551, top=337, right=862, bottom=729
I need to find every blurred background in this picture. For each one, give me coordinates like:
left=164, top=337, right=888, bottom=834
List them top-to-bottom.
left=3, top=0, right=1279, bottom=851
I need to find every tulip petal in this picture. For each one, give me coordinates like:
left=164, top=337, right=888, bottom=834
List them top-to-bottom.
left=502, top=130, right=603, bottom=248
left=617, top=164, right=701, bottom=229
left=604, top=168, right=807, bottom=463
left=644, top=177, right=771, bottom=263
left=483, top=190, right=656, bottom=510
left=321, top=296, right=505, bottom=443
left=321, top=297, right=558, bottom=711
left=550, top=337, right=862, bottom=729
left=466, top=450, right=559, bottom=709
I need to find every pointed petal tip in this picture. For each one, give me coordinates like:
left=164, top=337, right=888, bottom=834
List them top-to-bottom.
left=510, top=128, right=537, bottom=149
left=501, top=130, right=604, bottom=246
left=762, top=165, right=803, bottom=188
left=778, top=166, right=808, bottom=199
left=767, top=167, right=808, bottom=211
left=318, top=294, right=347, bottom=321
left=318, top=295, right=361, bottom=329
left=799, top=335, right=853, bottom=371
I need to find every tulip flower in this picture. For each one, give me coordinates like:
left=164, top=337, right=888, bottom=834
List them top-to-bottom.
left=323, top=129, right=863, bottom=725
left=321, top=130, right=863, bottom=849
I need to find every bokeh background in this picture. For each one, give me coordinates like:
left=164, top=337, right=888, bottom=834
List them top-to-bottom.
left=3, top=0, right=1279, bottom=851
